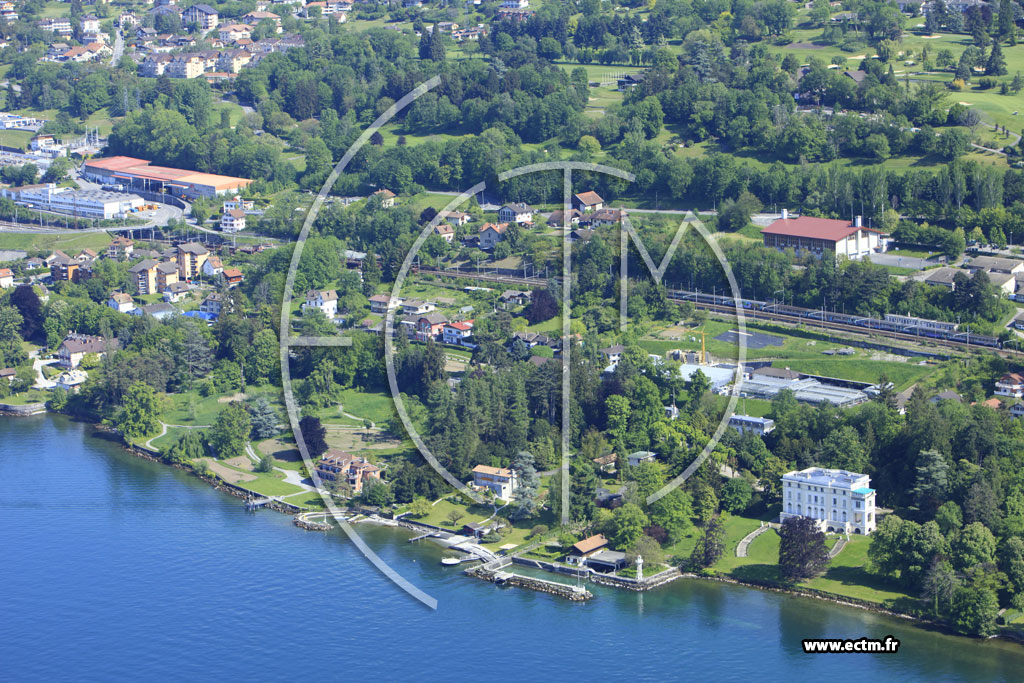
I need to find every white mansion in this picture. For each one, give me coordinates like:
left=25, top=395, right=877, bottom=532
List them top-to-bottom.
left=780, top=467, right=877, bottom=535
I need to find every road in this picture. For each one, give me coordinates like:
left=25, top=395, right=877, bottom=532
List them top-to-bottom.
left=108, top=29, right=124, bottom=66
left=32, top=358, right=58, bottom=389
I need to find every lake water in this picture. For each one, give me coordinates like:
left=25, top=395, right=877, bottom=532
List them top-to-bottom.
left=3, top=415, right=1024, bottom=682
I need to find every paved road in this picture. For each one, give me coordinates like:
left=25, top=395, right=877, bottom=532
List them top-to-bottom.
left=109, top=29, right=124, bottom=66
left=32, top=358, right=58, bottom=389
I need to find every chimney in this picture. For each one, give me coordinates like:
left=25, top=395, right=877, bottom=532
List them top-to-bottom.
left=780, top=208, right=788, bottom=220
left=854, top=215, right=862, bottom=228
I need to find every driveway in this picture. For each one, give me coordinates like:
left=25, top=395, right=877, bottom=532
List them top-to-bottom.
left=32, top=358, right=58, bottom=389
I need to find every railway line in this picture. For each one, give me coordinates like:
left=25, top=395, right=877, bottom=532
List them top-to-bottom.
left=413, top=266, right=1012, bottom=354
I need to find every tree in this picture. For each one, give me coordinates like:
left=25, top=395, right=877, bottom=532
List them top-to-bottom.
left=985, top=42, right=1007, bottom=76
left=578, top=135, right=601, bottom=156
left=42, top=156, right=71, bottom=183
left=116, top=381, right=160, bottom=440
left=247, top=397, right=279, bottom=439
left=207, top=402, right=251, bottom=460
left=298, top=415, right=328, bottom=458
left=164, top=430, right=205, bottom=464
left=912, top=449, right=949, bottom=516
left=509, top=450, right=540, bottom=520
left=255, top=454, right=274, bottom=473
left=720, top=477, right=753, bottom=513
left=362, top=478, right=393, bottom=506
left=693, top=482, right=719, bottom=525
left=649, top=489, right=693, bottom=542
left=407, top=497, right=431, bottom=518
left=609, top=503, right=649, bottom=549
left=446, top=509, right=464, bottom=526
left=688, top=514, right=725, bottom=570
left=778, top=515, right=830, bottom=581
left=950, top=521, right=996, bottom=571
left=921, top=559, right=960, bottom=615
left=952, top=575, right=999, bottom=636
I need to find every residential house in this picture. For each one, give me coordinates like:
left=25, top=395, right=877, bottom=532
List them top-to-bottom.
left=182, top=3, right=219, bottom=30
left=242, top=10, right=282, bottom=31
left=81, top=14, right=100, bottom=34
left=218, top=23, right=252, bottom=42
left=616, top=73, right=646, bottom=91
left=373, top=188, right=396, bottom=208
left=572, top=191, right=604, bottom=212
left=223, top=196, right=255, bottom=212
left=498, top=202, right=534, bottom=224
left=221, top=208, right=246, bottom=232
left=588, top=208, right=626, bottom=227
left=547, top=209, right=581, bottom=227
left=439, top=210, right=470, bottom=226
left=478, top=223, right=507, bottom=250
left=432, top=224, right=455, bottom=243
left=569, top=228, right=594, bottom=243
left=107, top=236, right=134, bottom=260
left=177, top=242, right=209, bottom=279
left=50, top=254, right=86, bottom=283
left=201, top=256, right=224, bottom=277
left=25, top=257, right=46, bottom=270
left=0, top=267, right=12, bottom=288
left=221, top=268, right=244, bottom=287
left=163, top=281, right=192, bottom=303
left=303, top=289, right=339, bottom=319
left=499, top=289, right=531, bottom=309
left=107, top=292, right=135, bottom=313
left=200, top=292, right=225, bottom=317
left=369, top=294, right=402, bottom=314
left=401, top=300, right=435, bottom=315
left=132, top=302, right=177, bottom=320
left=416, top=312, right=448, bottom=341
left=442, top=320, right=474, bottom=347
left=57, top=333, right=117, bottom=368
left=599, top=344, right=625, bottom=364
left=0, top=367, right=15, bottom=383
left=55, top=369, right=88, bottom=393
left=995, top=372, right=1024, bottom=398
left=1012, top=403, right=1024, bottom=420
left=728, top=414, right=776, bottom=436
left=315, top=450, right=381, bottom=494
left=627, top=451, right=657, bottom=467
left=471, top=464, right=518, bottom=499
left=781, top=467, right=877, bottom=535
left=566, top=534, right=609, bottom=566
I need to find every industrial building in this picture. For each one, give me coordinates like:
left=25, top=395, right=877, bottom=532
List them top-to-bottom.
left=82, top=156, right=252, bottom=199
left=1, top=184, right=144, bottom=219
left=761, top=211, right=882, bottom=261
left=738, top=373, right=868, bottom=407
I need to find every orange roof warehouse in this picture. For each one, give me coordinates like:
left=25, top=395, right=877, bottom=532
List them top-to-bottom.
left=82, top=156, right=253, bottom=200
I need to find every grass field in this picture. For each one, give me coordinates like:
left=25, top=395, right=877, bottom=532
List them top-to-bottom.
left=0, top=231, right=113, bottom=254
left=774, top=358, right=934, bottom=389
left=800, top=535, right=910, bottom=604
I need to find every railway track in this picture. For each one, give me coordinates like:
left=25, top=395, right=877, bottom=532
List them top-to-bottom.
left=414, top=266, right=1016, bottom=355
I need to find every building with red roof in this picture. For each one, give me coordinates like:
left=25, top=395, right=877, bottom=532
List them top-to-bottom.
left=761, top=210, right=882, bottom=261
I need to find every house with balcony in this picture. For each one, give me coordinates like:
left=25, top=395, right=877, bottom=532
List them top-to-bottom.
left=302, top=289, right=338, bottom=319
left=995, top=372, right=1024, bottom=398
left=471, top=464, right=518, bottom=499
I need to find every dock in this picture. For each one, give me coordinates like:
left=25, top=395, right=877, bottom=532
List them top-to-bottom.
left=409, top=531, right=442, bottom=542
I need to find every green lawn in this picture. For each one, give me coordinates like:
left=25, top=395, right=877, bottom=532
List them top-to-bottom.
left=0, top=232, right=113, bottom=254
left=774, top=358, right=934, bottom=389
left=336, top=388, right=399, bottom=427
left=0, top=389, right=49, bottom=406
left=406, top=496, right=493, bottom=529
left=800, top=535, right=911, bottom=605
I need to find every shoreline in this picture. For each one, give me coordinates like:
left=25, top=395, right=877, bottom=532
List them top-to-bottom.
left=9, top=410, right=1023, bottom=646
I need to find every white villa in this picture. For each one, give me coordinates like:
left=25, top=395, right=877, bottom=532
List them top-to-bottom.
left=471, top=464, right=518, bottom=499
left=780, top=467, right=877, bottom=535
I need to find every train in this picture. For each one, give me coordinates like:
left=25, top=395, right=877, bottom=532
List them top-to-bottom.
left=666, top=289, right=1002, bottom=349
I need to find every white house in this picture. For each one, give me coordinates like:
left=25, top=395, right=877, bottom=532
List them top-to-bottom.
left=223, top=196, right=255, bottom=212
left=498, top=202, right=534, bottom=224
left=221, top=209, right=246, bottom=233
left=478, top=223, right=507, bottom=250
left=433, top=224, right=455, bottom=243
left=201, top=256, right=224, bottom=277
left=0, top=267, right=13, bottom=288
left=302, top=289, right=338, bottom=319
left=107, top=292, right=135, bottom=313
left=401, top=299, right=435, bottom=315
left=442, top=320, right=474, bottom=347
left=55, top=368, right=88, bottom=393
left=995, top=372, right=1024, bottom=399
left=728, top=414, right=775, bottom=437
left=627, top=451, right=657, bottom=467
left=472, top=464, right=518, bottom=499
left=780, top=467, right=877, bottom=535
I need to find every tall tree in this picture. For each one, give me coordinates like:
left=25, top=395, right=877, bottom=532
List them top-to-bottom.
left=116, top=381, right=160, bottom=440
left=208, top=402, right=251, bottom=459
left=298, top=415, right=329, bottom=458
left=778, top=515, right=830, bottom=581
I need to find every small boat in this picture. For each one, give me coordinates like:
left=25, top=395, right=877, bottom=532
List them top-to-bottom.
left=441, top=556, right=462, bottom=565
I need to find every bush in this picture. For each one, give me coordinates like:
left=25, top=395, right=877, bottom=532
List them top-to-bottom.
left=530, top=524, right=549, bottom=538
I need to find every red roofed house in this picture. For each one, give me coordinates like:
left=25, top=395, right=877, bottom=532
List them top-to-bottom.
left=373, top=189, right=396, bottom=208
left=572, top=190, right=604, bottom=212
left=761, top=210, right=882, bottom=261
left=478, top=222, right=507, bottom=249
left=0, top=267, right=13, bottom=288
left=221, top=268, right=244, bottom=287
left=442, top=320, right=475, bottom=347
left=996, top=372, right=1024, bottom=398
left=315, top=450, right=381, bottom=494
